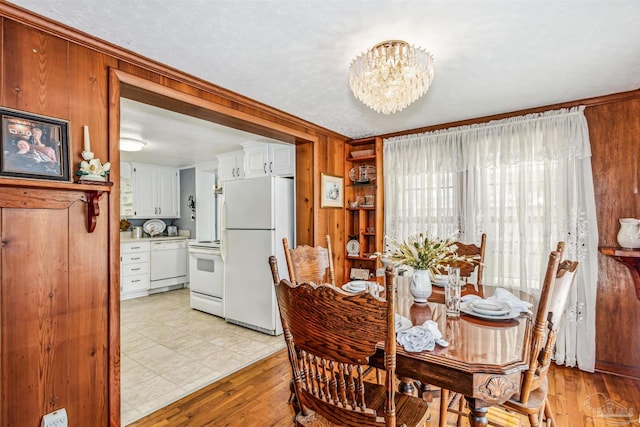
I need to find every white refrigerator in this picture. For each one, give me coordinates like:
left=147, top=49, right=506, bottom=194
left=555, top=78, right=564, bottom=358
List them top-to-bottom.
left=222, top=176, right=293, bottom=335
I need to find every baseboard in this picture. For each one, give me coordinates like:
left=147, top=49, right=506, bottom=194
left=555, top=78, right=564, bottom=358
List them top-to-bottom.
left=595, top=360, right=640, bottom=380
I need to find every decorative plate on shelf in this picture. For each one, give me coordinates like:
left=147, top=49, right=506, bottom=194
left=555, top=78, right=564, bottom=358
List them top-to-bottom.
left=349, top=165, right=377, bottom=183
left=142, top=219, right=166, bottom=236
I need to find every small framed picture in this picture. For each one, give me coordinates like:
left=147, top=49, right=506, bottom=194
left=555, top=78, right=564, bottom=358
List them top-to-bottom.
left=0, top=107, right=70, bottom=181
left=321, top=173, right=343, bottom=208
left=350, top=268, right=370, bottom=280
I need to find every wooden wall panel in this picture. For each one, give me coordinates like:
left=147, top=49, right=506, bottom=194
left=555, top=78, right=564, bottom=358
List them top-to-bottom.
left=1, top=19, right=68, bottom=116
left=67, top=44, right=115, bottom=425
left=68, top=44, right=116, bottom=165
left=586, top=98, right=640, bottom=378
left=314, top=134, right=345, bottom=281
left=295, top=141, right=314, bottom=246
left=67, top=197, right=109, bottom=425
left=1, top=207, right=70, bottom=425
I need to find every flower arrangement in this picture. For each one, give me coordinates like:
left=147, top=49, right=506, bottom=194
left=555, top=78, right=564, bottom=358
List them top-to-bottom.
left=75, top=151, right=111, bottom=182
left=382, top=232, right=479, bottom=274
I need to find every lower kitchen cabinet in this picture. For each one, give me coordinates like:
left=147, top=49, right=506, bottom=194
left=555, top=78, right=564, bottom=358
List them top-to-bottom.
left=121, top=240, right=150, bottom=300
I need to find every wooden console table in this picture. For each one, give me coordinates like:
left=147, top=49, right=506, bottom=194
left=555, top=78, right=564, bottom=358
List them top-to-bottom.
left=599, top=247, right=640, bottom=299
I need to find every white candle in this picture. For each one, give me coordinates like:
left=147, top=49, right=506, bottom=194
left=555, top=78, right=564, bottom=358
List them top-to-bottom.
left=83, top=125, right=91, bottom=152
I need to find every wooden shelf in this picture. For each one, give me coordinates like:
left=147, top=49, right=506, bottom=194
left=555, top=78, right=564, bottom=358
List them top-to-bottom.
left=344, top=137, right=383, bottom=282
left=347, top=155, right=376, bottom=163
left=0, top=177, right=112, bottom=233
left=346, top=182, right=376, bottom=188
left=599, top=247, right=640, bottom=299
left=346, top=255, right=377, bottom=261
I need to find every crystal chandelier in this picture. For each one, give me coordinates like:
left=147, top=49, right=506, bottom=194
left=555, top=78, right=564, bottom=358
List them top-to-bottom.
left=349, top=40, right=434, bottom=115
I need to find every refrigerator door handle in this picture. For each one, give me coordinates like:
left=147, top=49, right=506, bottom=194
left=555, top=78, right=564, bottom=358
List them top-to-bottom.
left=221, top=200, right=227, bottom=262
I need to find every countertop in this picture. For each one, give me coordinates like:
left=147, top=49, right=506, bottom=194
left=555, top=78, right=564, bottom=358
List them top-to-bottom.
left=120, top=232, right=190, bottom=243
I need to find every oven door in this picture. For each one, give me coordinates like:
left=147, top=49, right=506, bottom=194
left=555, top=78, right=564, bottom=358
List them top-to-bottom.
left=188, top=247, right=223, bottom=298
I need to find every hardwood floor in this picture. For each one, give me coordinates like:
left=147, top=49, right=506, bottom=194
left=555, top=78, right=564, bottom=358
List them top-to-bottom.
left=129, top=349, right=640, bottom=427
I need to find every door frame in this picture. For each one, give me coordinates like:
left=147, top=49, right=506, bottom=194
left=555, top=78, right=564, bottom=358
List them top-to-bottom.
left=107, top=68, right=316, bottom=425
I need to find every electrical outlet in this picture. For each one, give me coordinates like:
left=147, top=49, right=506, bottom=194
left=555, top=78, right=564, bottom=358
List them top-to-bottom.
left=41, top=408, right=68, bottom=427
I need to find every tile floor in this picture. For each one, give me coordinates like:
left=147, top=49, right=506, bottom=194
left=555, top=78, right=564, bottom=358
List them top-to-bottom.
left=120, top=288, right=286, bottom=425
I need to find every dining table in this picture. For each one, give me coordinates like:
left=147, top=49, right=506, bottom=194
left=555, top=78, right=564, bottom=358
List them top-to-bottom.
left=369, top=276, right=535, bottom=427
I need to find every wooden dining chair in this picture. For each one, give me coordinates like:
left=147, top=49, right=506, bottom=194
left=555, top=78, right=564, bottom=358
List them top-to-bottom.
left=437, top=233, right=487, bottom=289
left=283, top=234, right=335, bottom=286
left=439, top=248, right=579, bottom=427
left=270, top=259, right=430, bottom=427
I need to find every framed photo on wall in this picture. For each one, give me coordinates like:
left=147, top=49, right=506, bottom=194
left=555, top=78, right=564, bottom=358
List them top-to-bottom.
left=0, top=107, right=70, bottom=181
left=321, top=173, right=343, bottom=208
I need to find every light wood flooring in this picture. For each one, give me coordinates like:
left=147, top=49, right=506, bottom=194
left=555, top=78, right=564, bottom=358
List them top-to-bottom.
left=129, top=349, right=640, bottom=427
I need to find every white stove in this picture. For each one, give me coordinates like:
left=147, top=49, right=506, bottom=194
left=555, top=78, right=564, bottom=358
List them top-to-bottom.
left=188, top=240, right=223, bottom=317
left=189, top=240, right=221, bottom=249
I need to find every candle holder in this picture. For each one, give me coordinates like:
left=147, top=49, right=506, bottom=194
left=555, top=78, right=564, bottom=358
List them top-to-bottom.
left=75, top=125, right=111, bottom=182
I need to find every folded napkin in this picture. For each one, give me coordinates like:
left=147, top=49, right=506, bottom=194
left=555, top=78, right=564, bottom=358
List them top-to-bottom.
left=461, top=288, right=533, bottom=314
left=396, top=320, right=449, bottom=352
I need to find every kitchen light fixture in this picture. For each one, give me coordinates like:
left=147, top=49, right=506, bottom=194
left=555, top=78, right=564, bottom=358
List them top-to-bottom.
left=349, top=40, right=434, bottom=115
left=119, top=137, right=146, bottom=152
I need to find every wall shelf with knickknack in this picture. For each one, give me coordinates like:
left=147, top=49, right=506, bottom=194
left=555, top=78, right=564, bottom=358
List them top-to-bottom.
left=344, top=136, right=384, bottom=283
left=0, top=178, right=112, bottom=233
left=599, top=247, right=640, bottom=299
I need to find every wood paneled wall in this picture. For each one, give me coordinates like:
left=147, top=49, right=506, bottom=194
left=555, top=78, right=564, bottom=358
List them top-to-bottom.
left=0, top=4, right=347, bottom=426
left=586, top=98, right=640, bottom=378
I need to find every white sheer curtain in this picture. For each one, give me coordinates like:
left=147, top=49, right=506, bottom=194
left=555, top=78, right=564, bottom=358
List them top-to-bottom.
left=383, top=106, right=598, bottom=371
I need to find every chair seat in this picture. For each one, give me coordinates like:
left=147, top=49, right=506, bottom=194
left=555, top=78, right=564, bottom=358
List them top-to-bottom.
left=501, top=377, right=549, bottom=415
left=296, top=381, right=430, bottom=427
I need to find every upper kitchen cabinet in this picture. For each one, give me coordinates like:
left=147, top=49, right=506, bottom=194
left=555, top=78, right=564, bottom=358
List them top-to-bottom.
left=243, top=142, right=295, bottom=178
left=217, top=150, right=245, bottom=181
left=131, top=163, right=180, bottom=218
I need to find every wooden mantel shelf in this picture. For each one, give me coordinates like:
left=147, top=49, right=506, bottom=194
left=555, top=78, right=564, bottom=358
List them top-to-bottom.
left=0, top=178, right=112, bottom=233
left=599, top=247, right=640, bottom=299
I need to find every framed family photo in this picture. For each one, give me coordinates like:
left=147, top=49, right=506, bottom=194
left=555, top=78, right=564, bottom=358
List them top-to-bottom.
left=0, top=107, right=70, bottom=181
left=321, top=173, right=344, bottom=208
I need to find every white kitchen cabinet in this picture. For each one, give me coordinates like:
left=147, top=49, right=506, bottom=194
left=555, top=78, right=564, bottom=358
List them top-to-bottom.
left=243, top=143, right=295, bottom=178
left=217, top=150, right=245, bottom=181
left=121, top=162, right=135, bottom=218
left=131, top=163, right=180, bottom=218
left=121, top=241, right=150, bottom=300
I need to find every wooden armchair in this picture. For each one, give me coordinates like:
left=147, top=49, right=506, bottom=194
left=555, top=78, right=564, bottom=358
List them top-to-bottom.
left=283, top=234, right=335, bottom=286
left=440, top=247, right=579, bottom=427
left=270, top=259, right=430, bottom=427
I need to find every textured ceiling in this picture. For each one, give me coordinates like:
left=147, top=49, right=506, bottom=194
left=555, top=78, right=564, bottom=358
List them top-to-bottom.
left=7, top=0, right=640, bottom=166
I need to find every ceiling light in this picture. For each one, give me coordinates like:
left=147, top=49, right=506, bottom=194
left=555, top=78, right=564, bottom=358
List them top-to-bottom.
left=349, top=40, right=434, bottom=115
left=119, top=137, right=147, bottom=152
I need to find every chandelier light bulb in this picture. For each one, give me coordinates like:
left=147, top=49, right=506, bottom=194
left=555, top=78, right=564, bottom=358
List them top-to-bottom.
left=349, top=40, right=434, bottom=115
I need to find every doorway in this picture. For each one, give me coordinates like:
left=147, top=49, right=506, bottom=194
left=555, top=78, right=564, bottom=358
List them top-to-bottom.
left=109, top=69, right=315, bottom=426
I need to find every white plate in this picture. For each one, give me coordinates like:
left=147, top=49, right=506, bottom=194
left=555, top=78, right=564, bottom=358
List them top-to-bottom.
left=142, top=219, right=166, bottom=236
left=433, top=280, right=448, bottom=288
left=343, top=281, right=383, bottom=293
left=468, top=300, right=511, bottom=316
left=460, top=302, right=522, bottom=320
left=395, top=314, right=413, bottom=333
